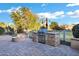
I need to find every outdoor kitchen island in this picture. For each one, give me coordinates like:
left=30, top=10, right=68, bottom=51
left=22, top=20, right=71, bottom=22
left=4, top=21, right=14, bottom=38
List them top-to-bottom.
left=32, top=17, right=60, bottom=46
left=32, top=27, right=60, bottom=46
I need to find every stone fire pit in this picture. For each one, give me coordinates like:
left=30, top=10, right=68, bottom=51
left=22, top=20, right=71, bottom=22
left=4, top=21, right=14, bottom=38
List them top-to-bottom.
left=12, top=33, right=26, bottom=42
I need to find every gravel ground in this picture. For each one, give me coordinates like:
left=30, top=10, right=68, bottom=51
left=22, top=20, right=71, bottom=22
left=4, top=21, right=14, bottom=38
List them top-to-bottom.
left=0, top=35, right=79, bottom=56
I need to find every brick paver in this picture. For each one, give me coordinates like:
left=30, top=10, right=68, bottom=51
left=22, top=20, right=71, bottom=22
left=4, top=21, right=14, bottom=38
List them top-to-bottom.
left=0, top=35, right=79, bottom=56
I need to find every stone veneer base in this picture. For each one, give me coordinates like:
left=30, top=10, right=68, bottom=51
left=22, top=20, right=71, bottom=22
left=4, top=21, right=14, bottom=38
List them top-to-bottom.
left=71, top=38, right=79, bottom=50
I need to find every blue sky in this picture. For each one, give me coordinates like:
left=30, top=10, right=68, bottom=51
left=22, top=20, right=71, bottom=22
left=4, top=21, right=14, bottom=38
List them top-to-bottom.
left=0, top=3, right=79, bottom=25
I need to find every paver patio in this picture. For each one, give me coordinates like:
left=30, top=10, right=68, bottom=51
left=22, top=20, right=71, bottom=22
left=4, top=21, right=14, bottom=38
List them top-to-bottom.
left=0, top=35, right=79, bottom=56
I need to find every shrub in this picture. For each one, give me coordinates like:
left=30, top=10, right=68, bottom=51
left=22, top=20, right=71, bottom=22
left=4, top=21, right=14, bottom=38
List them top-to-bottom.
left=50, top=21, right=58, bottom=29
left=72, top=24, right=79, bottom=38
left=6, top=26, right=15, bottom=35
left=40, top=26, right=46, bottom=29
left=53, top=26, right=64, bottom=30
left=0, top=27, right=5, bottom=35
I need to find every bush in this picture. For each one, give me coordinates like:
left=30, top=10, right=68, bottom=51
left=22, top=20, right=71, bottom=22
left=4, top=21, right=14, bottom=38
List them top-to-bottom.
left=50, top=21, right=58, bottom=29
left=72, top=24, right=79, bottom=38
left=6, top=26, right=15, bottom=35
left=40, top=26, right=46, bottom=29
left=53, top=26, right=64, bottom=30
left=0, top=27, right=5, bottom=35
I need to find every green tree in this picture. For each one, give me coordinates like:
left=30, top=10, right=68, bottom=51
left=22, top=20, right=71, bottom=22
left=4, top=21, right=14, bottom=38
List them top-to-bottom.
left=10, top=7, right=40, bottom=33
left=50, top=21, right=59, bottom=30
left=0, top=22, right=6, bottom=28
left=60, top=24, right=66, bottom=30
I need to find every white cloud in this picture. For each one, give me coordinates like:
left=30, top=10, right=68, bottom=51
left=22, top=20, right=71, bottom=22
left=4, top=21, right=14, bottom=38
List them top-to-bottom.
left=66, top=3, right=79, bottom=7
left=41, top=4, right=46, bottom=7
left=0, top=6, right=21, bottom=13
left=15, top=6, right=21, bottom=11
left=37, top=9, right=79, bottom=19
left=66, top=10, right=79, bottom=18
left=37, top=11, right=65, bottom=19
left=53, top=11, right=64, bottom=17
left=67, top=11, right=74, bottom=15
left=37, top=12, right=56, bottom=19
left=74, top=22, right=79, bottom=24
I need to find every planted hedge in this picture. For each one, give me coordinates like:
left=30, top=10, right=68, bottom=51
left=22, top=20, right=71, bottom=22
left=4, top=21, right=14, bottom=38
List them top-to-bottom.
left=0, top=27, right=5, bottom=35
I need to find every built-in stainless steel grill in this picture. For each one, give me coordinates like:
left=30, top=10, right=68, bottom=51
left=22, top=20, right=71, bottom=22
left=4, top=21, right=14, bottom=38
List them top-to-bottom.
left=38, top=26, right=48, bottom=44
